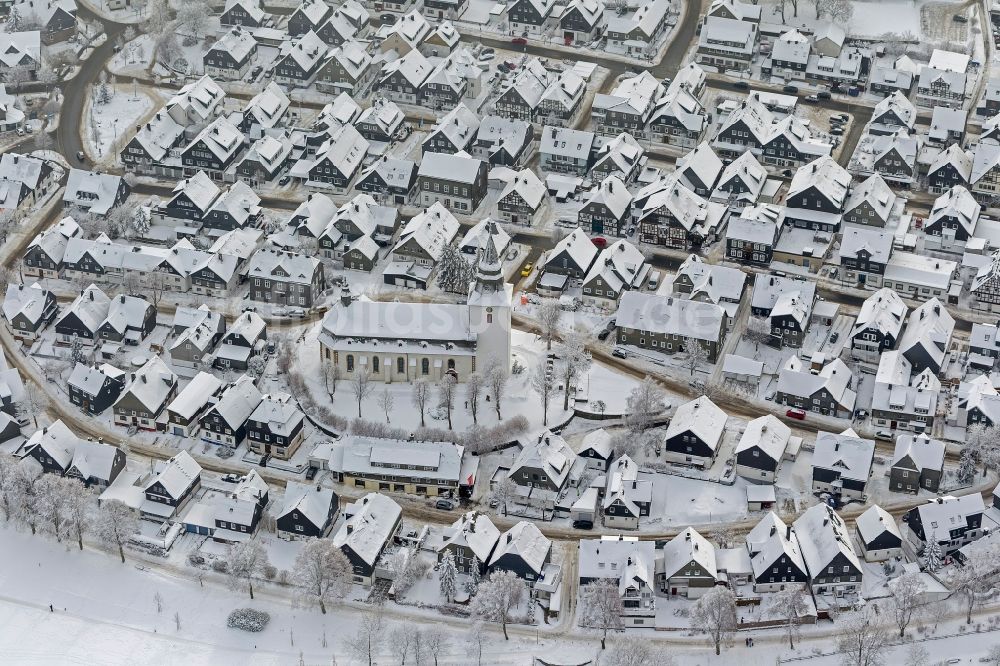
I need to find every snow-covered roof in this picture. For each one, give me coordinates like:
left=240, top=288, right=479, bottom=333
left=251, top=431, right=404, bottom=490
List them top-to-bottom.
left=210, top=26, right=257, bottom=64
left=772, top=29, right=810, bottom=65
left=283, top=30, right=328, bottom=72
left=0, top=31, right=39, bottom=69
left=380, top=48, right=432, bottom=88
left=168, top=75, right=226, bottom=124
left=356, top=98, right=404, bottom=136
left=313, top=123, right=368, bottom=179
left=539, top=126, right=594, bottom=160
left=417, top=151, right=484, bottom=185
left=788, top=156, right=851, bottom=209
left=499, top=168, right=546, bottom=210
left=64, top=169, right=125, bottom=216
left=581, top=175, right=632, bottom=221
left=929, top=185, right=979, bottom=236
left=392, top=202, right=459, bottom=262
left=839, top=224, right=892, bottom=264
left=549, top=227, right=599, bottom=273
left=583, top=238, right=646, bottom=295
left=246, top=248, right=321, bottom=285
left=674, top=254, right=746, bottom=305
left=2, top=282, right=50, bottom=324
left=59, top=284, right=111, bottom=334
left=851, top=287, right=906, bottom=340
left=615, top=291, right=725, bottom=344
left=321, top=296, right=474, bottom=343
left=898, top=298, right=955, bottom=371
left=117, top=356, right=177, bottom=414
left=777, top=356, right=856, bottom=412
left=68, top=362, right=123, bottom=397
left=167, top=371, right=222, bottom=421
left=209, top=375, right=263, bottom=428
left=249, top=392, right=302, bottom=437
left=664, top=396, right=726, bottom=450
left=735, top=414, right=790, bottom=462
left=24, top=419, right=83, bottom=470
left=578, top=428, right=613, bottom=460
left=811, top=428, right=874, bottom=483
left=509, top=431, right=577, bottom=490
left=891, top=434, right=945, bottom=473
left=334, top=436, right=465, bottom=484
left=66, top=439, right=120, bottom=484
left=146, top=450, right=201, bottom=497
left=279, top=480, right=336, bottom=529
left=332, top=492, right=402, bottom=565
left=914, top=495, right=985, bottom=540
left=793, top=503, right=862, bottom=579
left=855, top=504, right=900, bottom=545
left=438, top=511, right=501, bottom=563
left=747, top=512, right=806, bottom=580
left=490, top=520, right=551, bottom=575
left=660, top=527, right=716, bottom=579
left=578, top=537, right=655, bottom=591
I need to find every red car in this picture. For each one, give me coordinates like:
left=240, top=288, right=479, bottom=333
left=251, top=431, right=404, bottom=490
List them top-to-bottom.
left=512, top=37, right=527, bottom=45
left=591, top=236, right=607, bottom=249
left=786, top=408, right=807, bottom=420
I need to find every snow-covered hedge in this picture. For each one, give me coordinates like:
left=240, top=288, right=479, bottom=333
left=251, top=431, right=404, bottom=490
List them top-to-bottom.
left=227, top=608, right=270, bottom=632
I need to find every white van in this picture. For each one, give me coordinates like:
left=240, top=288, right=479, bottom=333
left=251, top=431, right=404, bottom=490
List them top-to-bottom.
left=647, top=271, right=660, bottom=290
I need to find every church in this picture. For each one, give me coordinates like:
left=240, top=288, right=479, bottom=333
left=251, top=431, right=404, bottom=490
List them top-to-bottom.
left=318, top=228, right=513, bottom=383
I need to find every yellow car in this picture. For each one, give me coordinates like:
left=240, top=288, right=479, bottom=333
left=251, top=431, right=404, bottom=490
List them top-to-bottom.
left=520, top=262, right=533, bottom=277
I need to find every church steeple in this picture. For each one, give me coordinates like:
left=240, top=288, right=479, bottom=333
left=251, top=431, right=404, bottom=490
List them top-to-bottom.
left=474, top=220, right=503, bottom=293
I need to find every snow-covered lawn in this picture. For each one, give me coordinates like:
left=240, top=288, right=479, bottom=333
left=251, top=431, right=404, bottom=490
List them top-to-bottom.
left=108, top=34, right=155, bottom=76
left=85, top=85, right=156, bottom=161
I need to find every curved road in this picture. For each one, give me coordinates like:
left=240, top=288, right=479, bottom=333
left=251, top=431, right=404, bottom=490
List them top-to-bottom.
left=56, top=6, right=127, bottom=169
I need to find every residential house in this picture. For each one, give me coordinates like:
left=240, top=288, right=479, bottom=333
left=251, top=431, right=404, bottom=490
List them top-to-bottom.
left=203, top=27, right=257, bottom=80
left=416, top=151, right=488, bottom=213
left=63, top=169, right=130, bottom=217
left=496, top=169, right=546, bottom=226
left=577, top=176, right=631, bottom=236
left=838, top=224, right=893, bottom=288
left=581, top=239, right=647, bottom=308
left=246, top=249, right=325, bottom=308
left=2, top=282, right=56, bottom=342
left=849, top=287, right=907, bottom=362
left=615, top=291, right=726, bottom=363
left=898, top=298, right=954, bottom=374
left=871, top=351, right=940, bottom=433
left=775, top=355, right=857, bottom=419
left=112, top=356, right=178, bottom=431
left=165, top=372, right=223, bottom=438
left=199, top=375, right=263, bottom=448
left=247, top=392, right=305, bottom=460
left=662, top=396, right=726, bottom=469
left=735, top=414, right=795, bottom=483
left=811, top=429, right=875, bottom=502
left=890, top=434, right=945, bottom=494
left=142, top=450, right=202, bottom=520
left=276, top=480, right=339, bottom=539
left=332, top=492, right=403, bottom=585
left=793, top=503, right=864, bottom=597
left=855, top=505, right=903, bottom=562
left=436, top=511, right=500, bottom=574
left=745, top=512, right=808, bottom=592
left=489, top=520, right=552, bottom=583
left=658, top=527, right=717, bottom=598
left=578, top=537, right=655, bottom=626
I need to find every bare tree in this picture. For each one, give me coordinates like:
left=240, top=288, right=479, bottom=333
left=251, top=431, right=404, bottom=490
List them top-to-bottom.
left=537, top=299, right=563, bottom=350
left=745, top=315, right=772, bottom=351
left=558, top=331, right=591, bottom=411
left=681, top=342, right=709, bottom=376
left=487, top=361, right=507, bottom=420
left=323, top=363, right=341, bottom=396
left=530, top=363, right=555, bottom=426
left=350, top=369, right=374, bottom=418
left=465, top=372, right=484, bottom=425
left=438, top=375, right=458, bottom=430
left=625, top=377, right=664, bottom=433
left=412, top=378, right=431, bottom=427
left=16, top=383, right=47, bottom=428
left=377, top=388, right=394, bottom=424
left=0, top=455, right=17, bottom=521
left=8, top=461, right=41, bottom=533
left=36, top=474, right=73, bottom=541
left=489, top=477, right=516, bottom=517
left=94, top=499, right=138, bottom=563
left=292, top=538, right=352, bottom=614
left=225, top=540, right=270, bottom=600
left=948, top=546, right=1000, bottom=624
left=471, top=570, right=525, bottom=640
left=888, top=571, right=926, bottom=638
left=579, top=579, right=624, bottom=649
left=690, top=587, right=737, bottom=656
left=767, top=587, right=809, bottom=649
left=837, top=606, right=888, bottom=666
left=345, top=608, right=385, bottom=666
left=465, top=621, right=489, bottom=666
left=389, top=623, right=417, bottom=665
left=424, top=628, right=450, bottom=666
left=603, top=639, right=675, bottom=666
left=986, top=645, right=1000, bottom=666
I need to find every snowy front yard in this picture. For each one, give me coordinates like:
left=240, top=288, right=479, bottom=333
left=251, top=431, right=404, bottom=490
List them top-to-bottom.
left=85, top=85, right=156, bottom=161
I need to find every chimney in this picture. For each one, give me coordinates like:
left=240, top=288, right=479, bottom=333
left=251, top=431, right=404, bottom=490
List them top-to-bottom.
left=786, top=524, right=792, bottom=540
left=769, top=525, right=776, bottom=537
left=507, top=533, right=513, bottom=544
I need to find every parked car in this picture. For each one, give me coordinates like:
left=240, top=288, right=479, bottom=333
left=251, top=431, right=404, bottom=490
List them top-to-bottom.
left=512, top=36, right=527, bottom=45
left=733, top=81, right=750, bottom=90
left=783, top=85, right=799, bottom=94
left=817, top=91, right=832, bottom=100
left=804, top=94, right=819, bottom=103
left=830, top=127, right=844, bottom=136
left=75, top=151, right=86, bottom=162
left=278, top=175, right=290, bottom=186
left=591, top=236, right=608, bottom=249
left=520, top=262, right=533, bottom=277
left=288, top=307, right=306, bottom=318
left=598, top=329, right=611, bottom=341
left=829, top=331, right=839, bottom=344
left=611, top=347, right=628, bottom=359
left=786, top=408, right=807, bottom=420
left=874, top=430, right=894, bottom=442
left=305, top=467, right=318, bottom=480
left=435, top=498, right=456, bottom=510
left=573, top=519, right=594, bottom=530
